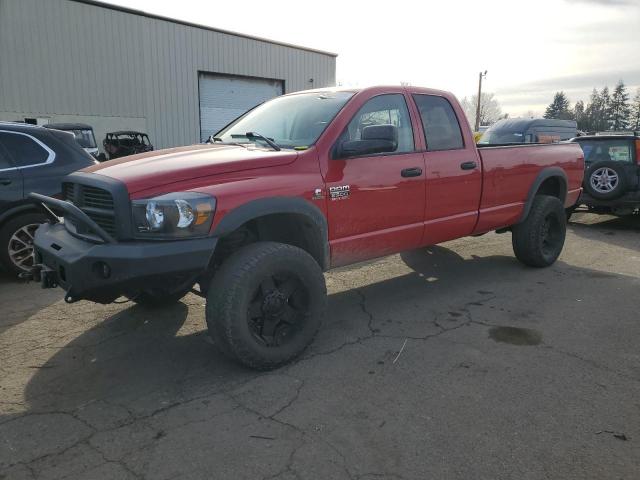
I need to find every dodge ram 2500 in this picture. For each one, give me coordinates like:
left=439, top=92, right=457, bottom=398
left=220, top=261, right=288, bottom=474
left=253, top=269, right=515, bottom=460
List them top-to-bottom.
left=30, top=86, right=584, bottom=369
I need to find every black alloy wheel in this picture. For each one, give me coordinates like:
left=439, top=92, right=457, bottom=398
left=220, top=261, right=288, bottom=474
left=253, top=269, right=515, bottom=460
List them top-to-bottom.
left=247, top=272, right=309, bottom=348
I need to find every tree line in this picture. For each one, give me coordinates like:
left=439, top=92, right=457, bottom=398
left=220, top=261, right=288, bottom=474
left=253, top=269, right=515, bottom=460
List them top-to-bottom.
left=544, top=80, right=640, bottom=132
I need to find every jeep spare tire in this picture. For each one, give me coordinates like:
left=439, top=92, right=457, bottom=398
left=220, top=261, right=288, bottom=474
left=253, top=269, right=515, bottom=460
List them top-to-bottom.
left=584, top=161, right=626, bottom=200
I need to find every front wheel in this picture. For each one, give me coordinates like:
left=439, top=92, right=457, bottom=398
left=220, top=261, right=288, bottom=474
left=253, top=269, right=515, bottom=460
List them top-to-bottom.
left=512, top=195, right=567, bottom=268
left=0, top=213, right=48, bottom=276
left=206, top=242, right=327, bottom=370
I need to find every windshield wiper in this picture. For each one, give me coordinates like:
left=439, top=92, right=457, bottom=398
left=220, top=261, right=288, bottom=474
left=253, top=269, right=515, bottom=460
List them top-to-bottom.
left=244, top=132, right=281, bottom=151
left=205, top=135, right=248, bottom=148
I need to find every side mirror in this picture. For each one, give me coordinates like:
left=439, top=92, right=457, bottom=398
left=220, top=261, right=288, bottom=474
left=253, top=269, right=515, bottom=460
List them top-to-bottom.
left=338, top=124, right=398, bottom=158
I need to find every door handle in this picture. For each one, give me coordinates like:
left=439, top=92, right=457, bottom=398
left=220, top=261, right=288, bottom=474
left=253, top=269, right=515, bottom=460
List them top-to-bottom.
left=460, top=161, right=477, bottom=170
left=401, top=167, right=423, bottom=177
left=0, top=178, right=12, bottom=186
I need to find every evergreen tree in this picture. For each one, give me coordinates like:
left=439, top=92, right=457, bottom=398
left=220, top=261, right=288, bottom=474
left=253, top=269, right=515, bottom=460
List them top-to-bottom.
left=610, top=80, right=630, bottom=131
left=600, top=86, right=612, bottom=129
left=585, top=88, right=606, bottom=132
left=628, top=88, right=640, bottom=131
left=544, top=92, right=573, bottom=120
left=574, top=100, right=587, bottom=130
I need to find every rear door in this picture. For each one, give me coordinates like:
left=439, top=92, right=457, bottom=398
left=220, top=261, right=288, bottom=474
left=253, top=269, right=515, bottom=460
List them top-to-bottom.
left=411, top=94, right=482, bottom=245
left=0, top=130, right=59, bottom=198
left=0, top=133, right=25, bottom=208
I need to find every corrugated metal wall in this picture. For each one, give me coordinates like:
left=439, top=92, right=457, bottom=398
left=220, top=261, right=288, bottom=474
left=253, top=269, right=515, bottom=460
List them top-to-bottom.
left=0, top=0, right=336, bottom=149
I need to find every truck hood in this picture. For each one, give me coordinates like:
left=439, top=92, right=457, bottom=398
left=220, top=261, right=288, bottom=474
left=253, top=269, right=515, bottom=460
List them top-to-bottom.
left=83, top=144, right=298, bottom=194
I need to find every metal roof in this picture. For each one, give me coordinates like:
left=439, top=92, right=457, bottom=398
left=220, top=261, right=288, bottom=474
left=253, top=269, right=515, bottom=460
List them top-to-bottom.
left=70, top=0, right=338, bottom=57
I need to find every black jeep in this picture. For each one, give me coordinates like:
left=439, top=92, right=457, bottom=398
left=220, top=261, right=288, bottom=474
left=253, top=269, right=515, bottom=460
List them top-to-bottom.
left=571, top=134, right=640, bottom=216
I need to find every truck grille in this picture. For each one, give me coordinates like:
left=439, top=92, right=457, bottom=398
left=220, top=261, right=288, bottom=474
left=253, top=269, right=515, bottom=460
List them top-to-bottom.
left=63, top=182, right=117, bottom=237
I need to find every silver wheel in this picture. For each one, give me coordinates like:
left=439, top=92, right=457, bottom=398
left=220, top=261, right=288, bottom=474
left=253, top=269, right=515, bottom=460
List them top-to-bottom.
left=590, top=167, right=619, bottom=194
left=8, top=223, right=39, bottom=272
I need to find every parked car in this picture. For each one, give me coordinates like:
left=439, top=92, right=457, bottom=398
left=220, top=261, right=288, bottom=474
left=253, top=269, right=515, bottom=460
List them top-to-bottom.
left=30, top=86, right=583, bottom=369
left=478, top=118, right=577, bottom=145
left=0, top=122, right=96, bottom=275
left=44, top=123, right=99, bottom=159
left=103, top=131, right=153, bottom=160
left=570, top=133, right=640, bottom=216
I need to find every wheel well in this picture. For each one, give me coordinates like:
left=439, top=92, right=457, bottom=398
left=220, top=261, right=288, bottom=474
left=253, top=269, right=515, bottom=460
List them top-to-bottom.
left=536, top=176, right=566, bottom=201
left=0, top=205, right=42, bottom=229
left=212, top=213, right=326, bottom=270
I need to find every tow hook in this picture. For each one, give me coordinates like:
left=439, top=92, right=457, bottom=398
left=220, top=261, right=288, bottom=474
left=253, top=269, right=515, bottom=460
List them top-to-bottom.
left=18, top=264, right=44, bottom=284
left=19, top=264, right=58, bottom=289
left=64, top=294, right=76, bottom=304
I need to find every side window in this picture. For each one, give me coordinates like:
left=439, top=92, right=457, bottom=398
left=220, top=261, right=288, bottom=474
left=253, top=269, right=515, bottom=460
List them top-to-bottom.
left=340, top=94, right=415, bottom=154
left=413, top=95, right=464, bottom=151
left=0, top=132, right=52, bottom=168
left=0, top=145, right=15, bottom=170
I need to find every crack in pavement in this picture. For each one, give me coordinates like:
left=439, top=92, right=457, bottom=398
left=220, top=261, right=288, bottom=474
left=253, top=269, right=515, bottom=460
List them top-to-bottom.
left=541, top=344, right=640, bottom=383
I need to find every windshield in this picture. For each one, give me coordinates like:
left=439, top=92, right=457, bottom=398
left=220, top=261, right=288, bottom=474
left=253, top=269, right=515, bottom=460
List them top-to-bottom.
left=215, top=91, right=354, bottom=149
left=67, top=129, right=97, bottom=148
left=478, top=129, right=525, bottom=145
left=576, top=139, right=635, bottom=163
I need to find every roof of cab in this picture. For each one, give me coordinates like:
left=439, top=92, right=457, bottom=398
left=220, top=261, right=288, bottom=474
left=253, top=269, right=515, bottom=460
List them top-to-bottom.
left=283, top=84, right=456, bottom=99
left=44, top=123, right=93, bottom=131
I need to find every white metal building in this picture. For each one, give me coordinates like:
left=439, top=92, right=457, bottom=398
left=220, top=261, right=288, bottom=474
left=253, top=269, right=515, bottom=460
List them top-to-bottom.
left=0, top=0, right=337, bottom=151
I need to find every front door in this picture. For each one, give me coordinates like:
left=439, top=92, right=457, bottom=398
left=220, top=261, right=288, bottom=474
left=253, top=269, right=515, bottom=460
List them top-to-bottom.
left=324, top=93, right=426, bottom=267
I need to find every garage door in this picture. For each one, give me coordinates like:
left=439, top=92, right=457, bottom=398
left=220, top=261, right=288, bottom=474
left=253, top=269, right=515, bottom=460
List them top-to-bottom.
left=199, top=74, right=284, bottom=141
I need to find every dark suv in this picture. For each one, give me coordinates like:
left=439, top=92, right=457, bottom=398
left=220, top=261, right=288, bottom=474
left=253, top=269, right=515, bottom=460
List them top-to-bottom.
left=0, top=122, right=96, bottom=275
left=571, top=134, right=640, bottom=216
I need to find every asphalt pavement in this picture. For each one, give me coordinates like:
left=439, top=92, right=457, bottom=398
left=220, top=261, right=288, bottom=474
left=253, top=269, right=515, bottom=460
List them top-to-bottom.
left=1, top=212, right=639, bottom=480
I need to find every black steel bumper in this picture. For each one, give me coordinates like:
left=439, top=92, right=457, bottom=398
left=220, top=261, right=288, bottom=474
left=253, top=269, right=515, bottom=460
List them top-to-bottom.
left=33, top=222, right=217, bottom=304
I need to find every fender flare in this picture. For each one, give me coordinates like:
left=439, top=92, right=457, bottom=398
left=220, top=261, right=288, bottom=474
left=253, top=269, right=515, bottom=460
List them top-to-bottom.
left=518, top=167, right=568, bottom=223
left=213, top=197, right=329, bottom=270
left=0, top=202, right=43, bottom=226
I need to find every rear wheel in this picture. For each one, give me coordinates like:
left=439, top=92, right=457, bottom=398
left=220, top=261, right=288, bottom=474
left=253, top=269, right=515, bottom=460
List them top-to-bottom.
left=512, top=195, right=566, bottom=268
left=0, top=213, right=48, bottom=276
left=206, top=242, right=326, bottom=370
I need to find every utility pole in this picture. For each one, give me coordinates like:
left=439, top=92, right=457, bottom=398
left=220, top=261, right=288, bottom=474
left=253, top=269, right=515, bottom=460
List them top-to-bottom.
left=474, top=70, right=487, bottom=132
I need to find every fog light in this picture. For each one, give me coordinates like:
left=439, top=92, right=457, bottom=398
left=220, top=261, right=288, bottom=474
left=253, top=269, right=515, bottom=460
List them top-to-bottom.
left=93, top=261, right=111, bottom=279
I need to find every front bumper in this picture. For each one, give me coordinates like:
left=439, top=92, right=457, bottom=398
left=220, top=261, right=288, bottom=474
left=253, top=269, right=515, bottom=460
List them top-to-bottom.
left=34, top=222, right=217, bottom=303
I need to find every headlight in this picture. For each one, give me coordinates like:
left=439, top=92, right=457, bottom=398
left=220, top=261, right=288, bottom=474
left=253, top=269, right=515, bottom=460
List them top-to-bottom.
left=132, top=192, right=216, bottom=239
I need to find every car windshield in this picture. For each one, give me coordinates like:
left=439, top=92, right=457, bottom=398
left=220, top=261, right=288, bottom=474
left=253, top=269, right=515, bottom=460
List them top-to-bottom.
left=215, top=91, right=354, bottom=149
left=68, top=129, right=97, bottom=148
left=478, top=130, right=525, bottom=144
left=576, top=139, right=635, bottom=163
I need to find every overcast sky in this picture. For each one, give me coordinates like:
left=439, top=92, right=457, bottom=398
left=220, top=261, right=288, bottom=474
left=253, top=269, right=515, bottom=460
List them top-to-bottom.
left=105, top=0, right=640, bottom=117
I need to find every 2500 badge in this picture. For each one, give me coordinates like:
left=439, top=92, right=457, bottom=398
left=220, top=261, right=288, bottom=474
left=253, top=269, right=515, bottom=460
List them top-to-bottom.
left=329, top=185, right=350, bottom=200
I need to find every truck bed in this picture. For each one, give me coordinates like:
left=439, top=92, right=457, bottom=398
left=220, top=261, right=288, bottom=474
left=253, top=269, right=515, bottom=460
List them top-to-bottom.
left=474, top=142, right=584, bottom=233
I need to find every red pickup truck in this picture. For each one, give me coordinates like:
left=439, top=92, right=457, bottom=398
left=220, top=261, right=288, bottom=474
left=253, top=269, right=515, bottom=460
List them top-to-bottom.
left=31, top=86, right=584, bottom=369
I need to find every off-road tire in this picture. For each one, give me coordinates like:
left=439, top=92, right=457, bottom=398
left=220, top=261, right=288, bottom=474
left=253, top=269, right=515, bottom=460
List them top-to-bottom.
left=512, top=195, right=566, bottom=268
left=0, top=212, right=48, bottom=276
left=206, top=242, right=327, bottom=370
